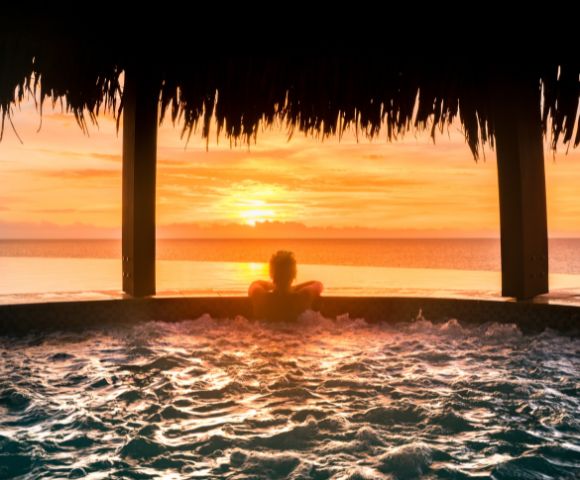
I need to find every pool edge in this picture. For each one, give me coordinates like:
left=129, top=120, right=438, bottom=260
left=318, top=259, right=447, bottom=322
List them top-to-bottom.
left=1, top=296, right=579, bottom=335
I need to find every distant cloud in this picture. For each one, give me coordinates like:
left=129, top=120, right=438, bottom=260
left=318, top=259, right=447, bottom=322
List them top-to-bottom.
left=35, top=149, right=121, bottom=162
left=37, top=169, right=119, bottom=179
left=0, top=219, right=500, bottom=240
left=0, top=221, right=120, bottom=239
left=157, top=221, right=498, bottom=239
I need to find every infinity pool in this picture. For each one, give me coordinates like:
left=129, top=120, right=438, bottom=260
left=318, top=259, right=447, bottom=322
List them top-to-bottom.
left=1, top=314, right=579, bottom=479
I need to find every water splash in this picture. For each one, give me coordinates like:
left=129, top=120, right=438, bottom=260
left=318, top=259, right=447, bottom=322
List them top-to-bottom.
left=0, top=313, right=579, bottom=479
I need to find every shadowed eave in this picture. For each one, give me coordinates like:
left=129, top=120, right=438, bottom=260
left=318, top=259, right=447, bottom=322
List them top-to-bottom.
left=1, top=28, right=578, bottom=157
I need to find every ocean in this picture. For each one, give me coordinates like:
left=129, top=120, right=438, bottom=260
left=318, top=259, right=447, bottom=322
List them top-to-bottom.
left=3, top=238, right=580, bottom=273
left=1, top=239, right=580, bottom=300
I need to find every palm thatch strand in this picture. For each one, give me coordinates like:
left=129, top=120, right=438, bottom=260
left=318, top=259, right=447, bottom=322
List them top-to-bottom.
left=1, top=27, right=578, bottom=158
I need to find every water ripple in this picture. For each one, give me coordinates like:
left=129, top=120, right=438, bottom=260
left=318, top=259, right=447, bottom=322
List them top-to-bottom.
left=0, top=313, right=579, bottom=478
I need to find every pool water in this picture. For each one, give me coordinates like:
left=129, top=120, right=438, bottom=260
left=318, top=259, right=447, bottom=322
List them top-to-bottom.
left=0, top=314, right=579, bottom=479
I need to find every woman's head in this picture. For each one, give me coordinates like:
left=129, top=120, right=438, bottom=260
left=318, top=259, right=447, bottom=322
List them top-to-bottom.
left=269, top=250, right=297, bottom=289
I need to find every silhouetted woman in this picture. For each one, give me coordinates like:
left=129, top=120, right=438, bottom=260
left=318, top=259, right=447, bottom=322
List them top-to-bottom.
left=248, top=250, right=323, bottom=322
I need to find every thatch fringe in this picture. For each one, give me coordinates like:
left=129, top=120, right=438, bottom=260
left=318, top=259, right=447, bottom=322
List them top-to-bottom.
left=1, top=31, right=578, bottom=158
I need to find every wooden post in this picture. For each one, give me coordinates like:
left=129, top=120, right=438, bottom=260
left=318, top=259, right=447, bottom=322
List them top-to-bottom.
left=122, top=69, right=158, bottom=297
left=493, top=72, right=548, bottom=299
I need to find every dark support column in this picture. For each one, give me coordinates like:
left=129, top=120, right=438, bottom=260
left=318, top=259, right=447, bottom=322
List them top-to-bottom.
left=122, top=69, right=158, bottom=297
left=494, top=74, right=548, bottom=299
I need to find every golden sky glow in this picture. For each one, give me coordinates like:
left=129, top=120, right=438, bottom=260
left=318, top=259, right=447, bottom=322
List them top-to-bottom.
left=1, top=96, right=580, bottom=238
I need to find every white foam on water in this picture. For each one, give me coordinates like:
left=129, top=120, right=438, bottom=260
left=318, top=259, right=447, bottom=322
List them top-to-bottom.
left=0, top=313, right=579, bottom=479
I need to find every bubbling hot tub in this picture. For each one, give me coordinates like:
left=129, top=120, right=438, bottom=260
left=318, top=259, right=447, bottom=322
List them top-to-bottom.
left=1, top=308, right=579, bottom=479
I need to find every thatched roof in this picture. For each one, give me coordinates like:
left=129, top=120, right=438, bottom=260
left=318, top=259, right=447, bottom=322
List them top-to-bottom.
left=1, top=25, right=579, bottom=158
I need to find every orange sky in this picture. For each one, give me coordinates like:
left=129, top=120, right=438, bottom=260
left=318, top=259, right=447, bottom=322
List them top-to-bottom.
left=1, top=96, right=580, bottom=238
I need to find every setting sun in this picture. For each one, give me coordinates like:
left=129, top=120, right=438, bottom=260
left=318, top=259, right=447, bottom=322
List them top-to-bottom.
left=218, top=184, right=286, bottom=226
left=241, top=207, right=276, bottom=226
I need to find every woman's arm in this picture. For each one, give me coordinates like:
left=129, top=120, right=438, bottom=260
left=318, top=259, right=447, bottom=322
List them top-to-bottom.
left=248, top=280, right=274, bottom=297
left=249, top=280, right=274, bottom=319
left=293, top=281, right=324, bottom=296
left=293, top=281, right=324, bottom=311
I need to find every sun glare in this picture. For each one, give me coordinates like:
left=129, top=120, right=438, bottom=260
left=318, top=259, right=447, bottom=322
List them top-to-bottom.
left=218, top=183, right=287, bottom=226
left=240, top=207, right=276, bottom=226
